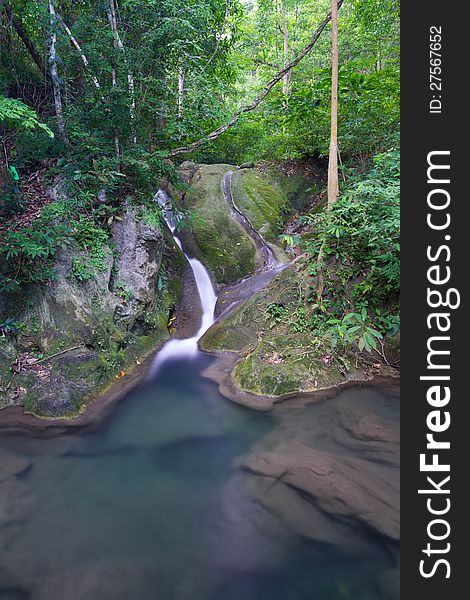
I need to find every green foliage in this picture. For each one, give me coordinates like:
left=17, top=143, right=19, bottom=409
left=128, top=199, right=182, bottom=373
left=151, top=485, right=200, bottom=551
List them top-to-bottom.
left=204, top=0, right=399, bottom=163
left=0, top=96, right=53, bottom=137
left=303, top=149, right=400, bottom=351
left=0, top=184, right=27, bottom=219
left=0, top=223, right=69, bottom=292
left=278, top=233, right=301, bottom=248
left=69, top=256, right=93, bottom=282
left=115, top=283, right=134, bottom=303
left=265, top=302, right=288, bottom=327
left=326, top=310, right=383, bottom=353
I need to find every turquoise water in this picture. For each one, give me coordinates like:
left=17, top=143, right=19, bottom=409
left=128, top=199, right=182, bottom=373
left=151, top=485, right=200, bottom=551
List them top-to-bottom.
left=0, top=355, right=399, bottom=600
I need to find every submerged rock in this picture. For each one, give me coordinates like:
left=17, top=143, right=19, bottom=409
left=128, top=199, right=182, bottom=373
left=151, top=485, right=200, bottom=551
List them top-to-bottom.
left=207, top=385, right=399, bottom=589
left=240, top=441, right=399, bottom=542
left=0, top=449, right=30, bottom=482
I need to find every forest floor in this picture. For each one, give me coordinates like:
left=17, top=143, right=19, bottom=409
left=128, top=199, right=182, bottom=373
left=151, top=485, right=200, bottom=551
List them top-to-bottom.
left=0, top=170, right=51, bottom=236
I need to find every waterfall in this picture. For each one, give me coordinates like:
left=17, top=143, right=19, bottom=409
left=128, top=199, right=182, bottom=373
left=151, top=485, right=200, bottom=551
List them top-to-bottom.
left=149, top=190, right=217, bottom=376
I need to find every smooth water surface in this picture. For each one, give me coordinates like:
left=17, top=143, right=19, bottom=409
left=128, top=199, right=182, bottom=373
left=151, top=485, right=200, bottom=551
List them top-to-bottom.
left=0, top=355, right=399, bottom=600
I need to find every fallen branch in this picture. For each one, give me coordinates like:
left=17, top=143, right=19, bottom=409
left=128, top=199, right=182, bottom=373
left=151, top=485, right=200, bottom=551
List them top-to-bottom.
left=169, top=0, right=344, bottom=156
left=34, top=345, right=85, bottom=364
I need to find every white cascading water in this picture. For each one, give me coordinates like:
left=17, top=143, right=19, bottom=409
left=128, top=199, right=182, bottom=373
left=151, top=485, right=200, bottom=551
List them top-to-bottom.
left=148, top=190, right=217, bottom=376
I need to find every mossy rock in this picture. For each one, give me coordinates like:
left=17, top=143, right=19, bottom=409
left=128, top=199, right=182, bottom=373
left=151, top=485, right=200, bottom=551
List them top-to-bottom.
left=263, top=163, right=325, bottom=214
left=181, top=164, right=257, bottom=285
left=230, top=169, right=288, bottom=243
left=0, top=208, right=187, bottom=418
left=201, top=260, right=369, bottom=398
left=200, top=265, right=304, bottom=354
left=232, top=333, right=344, bottom=397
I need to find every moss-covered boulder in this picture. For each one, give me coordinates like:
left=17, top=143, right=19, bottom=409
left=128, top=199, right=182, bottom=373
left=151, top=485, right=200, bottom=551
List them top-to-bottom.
left=260, top=159, right=326, bottom=214
left=180, top=164, right=257, bottom=285
left=229, top=169, right=288, bottom=243
left=0, top=207, right=185, bottom=418
left=201, top=261, right=368, bottom=399
left=232, top=333, right=345, bottom=397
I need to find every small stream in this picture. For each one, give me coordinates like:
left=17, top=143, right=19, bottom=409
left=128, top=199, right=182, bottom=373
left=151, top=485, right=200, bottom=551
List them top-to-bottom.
left=0, top=190, right=399, bottom=600
left=149, top=191, right=217, bottom=376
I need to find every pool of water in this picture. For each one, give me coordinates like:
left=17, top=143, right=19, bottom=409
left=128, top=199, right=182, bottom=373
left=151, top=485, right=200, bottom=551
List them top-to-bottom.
left=0, top=354, right=399, bottom=600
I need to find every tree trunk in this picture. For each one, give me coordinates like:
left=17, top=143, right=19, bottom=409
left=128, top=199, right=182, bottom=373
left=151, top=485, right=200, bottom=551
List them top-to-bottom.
left=47, top=0, right=67, bottom=144
left=105, top=0, right=120, bottom=157
left=107, top=0, right=136, bottom=144
left=317, top=0, right=340, bottom=302
left=327, top=0, right=339, bottom=208
left=4, top=2, right=48, bottom=80
left=281, top=2, right=291, bottom=98
left=56, top=14, right=102, bottom=92
left=177, top=66, right=185, bottom=116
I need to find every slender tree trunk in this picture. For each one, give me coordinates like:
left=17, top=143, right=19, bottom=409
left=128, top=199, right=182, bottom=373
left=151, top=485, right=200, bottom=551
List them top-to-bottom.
left=47, top=0, right=67, bottom=144
left=105, top=0, right=120, bottom=157
left=107, top=0, right=136, bottom=144
left=317, top=0, right=340, bottom=302
left=327, top=0, right=339, bottom=208
left=4, top=2, right=48, bottom=79
left=281, top=2, right=291, bottom=99
left=56, top=14, right=102, bottom=92
left=177, top=65, right=185, bottom=116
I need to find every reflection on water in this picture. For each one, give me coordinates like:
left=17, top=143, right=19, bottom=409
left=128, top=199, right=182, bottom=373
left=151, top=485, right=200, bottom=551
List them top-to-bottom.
left=0, top=355, right=399, bottom=600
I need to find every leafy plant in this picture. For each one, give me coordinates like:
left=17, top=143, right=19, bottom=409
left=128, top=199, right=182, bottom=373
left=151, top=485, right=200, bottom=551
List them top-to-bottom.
left=0, top=96, right=54, bottom=137
left=278, top=233, right=301, bottom=248
left=69, top=257, right=94, bottom=282
left=115, top=283, right=134, bottom=303
left=265, top=303, right=288, bottom=327
left=326, top=310, right=383, bottom=353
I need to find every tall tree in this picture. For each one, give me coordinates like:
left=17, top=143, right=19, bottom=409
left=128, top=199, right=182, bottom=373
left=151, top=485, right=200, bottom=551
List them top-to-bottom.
left=47, top=0, right=67, bottom=144
left=106, top=0, right=137, bottom=144
left=317, top=0, right=340, bottom=302
left=327, top=0, right=339, bottom=208
left=281, top=1, right=291, bottom=99
left=3, top=2, right=48, bottom=79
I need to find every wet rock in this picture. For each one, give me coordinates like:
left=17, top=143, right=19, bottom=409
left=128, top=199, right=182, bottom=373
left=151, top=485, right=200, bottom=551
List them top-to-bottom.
left=180, top=164, right=257, bottom=285
left=0, top=206, right=186, bottom=418
left=111, top=209, right=164, bottom=320
left=238, top=441, right=399, bottom=542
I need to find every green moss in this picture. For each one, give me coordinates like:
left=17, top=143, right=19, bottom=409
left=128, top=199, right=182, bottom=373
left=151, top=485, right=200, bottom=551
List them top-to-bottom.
left=181, top=164, right=257, bottom=284
left=264, top=165, right=324, bottom=214
left=230, top=169, right=288, bottom=243
left=201, top=261, right=358, bottom=398
left=200, top=266, right=301, bottom=354
left=232, top=332, right=345, bottom=397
